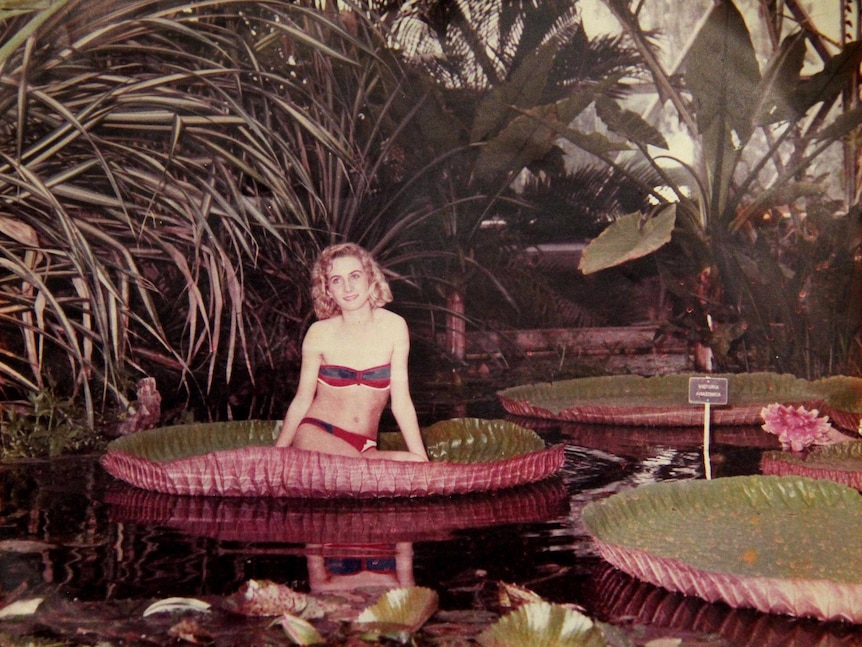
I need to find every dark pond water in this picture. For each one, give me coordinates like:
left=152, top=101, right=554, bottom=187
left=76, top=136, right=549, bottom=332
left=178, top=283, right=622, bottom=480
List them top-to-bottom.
left=2, top=394, right=862, bottom=645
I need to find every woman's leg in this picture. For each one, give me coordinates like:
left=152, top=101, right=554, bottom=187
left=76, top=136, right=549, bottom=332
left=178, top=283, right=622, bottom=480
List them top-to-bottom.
left=362, top=448, right=427, bottom=462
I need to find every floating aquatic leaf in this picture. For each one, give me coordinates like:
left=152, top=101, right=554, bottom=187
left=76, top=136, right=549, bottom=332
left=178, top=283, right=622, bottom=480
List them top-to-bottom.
left=498, top=372, right=862, bottom=429
left=101, top=418, right=564, bottom=497
left=417, top=418, right=546, bottom=463
left=761, top=440, right=862, bottom=490
left=232, top=579, right=319, bottom=618
left=496, top=582, right=544, bottom=610
left=355, top=586, right=438, bottom=638
left=142, top=597, right=211, bottom=616
left=0, top=598, right=44, bottom=618
left=477, top=602, right=607, bottom=647
left=278, top=612, right=324, bottom=645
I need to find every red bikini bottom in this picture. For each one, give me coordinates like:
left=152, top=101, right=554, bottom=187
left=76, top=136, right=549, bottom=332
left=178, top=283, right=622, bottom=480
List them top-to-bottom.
left=299, top=417, right=378, bottom=453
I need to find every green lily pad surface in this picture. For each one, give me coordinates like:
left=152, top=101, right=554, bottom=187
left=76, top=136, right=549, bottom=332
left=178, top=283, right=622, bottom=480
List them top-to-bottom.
left=498, top=373, right=862, bottom=428
left=385, top=417, right=546, bottom=463
left=107, top=418, right=545, bottom=465
left=106, top=419, right=279, bottom=463
left=582, top=475, right=862, bottom=622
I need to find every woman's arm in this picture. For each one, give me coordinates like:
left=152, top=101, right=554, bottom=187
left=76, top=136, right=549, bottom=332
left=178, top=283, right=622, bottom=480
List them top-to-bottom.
left=388, top=316, right=429, bottom=461
left=275, top=325, right=323, bottom=447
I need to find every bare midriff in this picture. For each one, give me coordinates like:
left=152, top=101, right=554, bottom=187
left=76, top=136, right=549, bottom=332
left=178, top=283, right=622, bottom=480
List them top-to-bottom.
left=301, top=382, right=389, bottom=439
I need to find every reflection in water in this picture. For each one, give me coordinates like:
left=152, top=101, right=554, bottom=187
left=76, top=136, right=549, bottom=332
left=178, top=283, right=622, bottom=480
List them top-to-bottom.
left=2, top=418, right=862, bottom=645
left=556, top=421, right=780, bottom=457
left=98, top=477, right=570, bottom=599
left=103, top=477, right=569, bottom=545
left=306, top=542, right=414, bottom=593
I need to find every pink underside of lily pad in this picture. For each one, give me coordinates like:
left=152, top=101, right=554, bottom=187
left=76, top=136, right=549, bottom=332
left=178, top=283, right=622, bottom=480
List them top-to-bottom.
left=760, top=439, right=862, bottom=490
left=100, top=444, right=565, bottom=498
left=761, top=456, right=862, bottom=490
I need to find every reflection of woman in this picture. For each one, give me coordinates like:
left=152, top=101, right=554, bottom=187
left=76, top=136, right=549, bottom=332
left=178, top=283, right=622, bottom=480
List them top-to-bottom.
left=275, top=243, right=428, bottom=462
left=306, top=542, right=415, bottom=593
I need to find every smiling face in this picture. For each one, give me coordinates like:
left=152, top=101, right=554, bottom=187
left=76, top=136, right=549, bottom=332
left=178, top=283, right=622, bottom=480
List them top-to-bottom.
left=310, top=243, right=393, bottom=320
left=326, top=255, right=370, bottom=313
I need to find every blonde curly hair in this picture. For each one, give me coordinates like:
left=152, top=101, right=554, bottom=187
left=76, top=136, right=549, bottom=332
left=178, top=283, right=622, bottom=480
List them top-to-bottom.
left=311, top=243, right=393, bottom=319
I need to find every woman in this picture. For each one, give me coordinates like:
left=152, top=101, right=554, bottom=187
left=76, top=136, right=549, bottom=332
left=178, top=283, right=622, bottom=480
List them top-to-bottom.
left=275, top=243, right=428, bottom=462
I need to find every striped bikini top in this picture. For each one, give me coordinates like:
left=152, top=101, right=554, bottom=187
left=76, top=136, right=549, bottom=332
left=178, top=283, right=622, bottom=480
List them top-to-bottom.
left=317, top=363, right=391, bottom=390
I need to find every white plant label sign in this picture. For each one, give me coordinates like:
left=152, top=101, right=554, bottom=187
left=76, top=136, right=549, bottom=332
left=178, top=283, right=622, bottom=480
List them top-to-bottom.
left=688, top=377, right=729, bottom=480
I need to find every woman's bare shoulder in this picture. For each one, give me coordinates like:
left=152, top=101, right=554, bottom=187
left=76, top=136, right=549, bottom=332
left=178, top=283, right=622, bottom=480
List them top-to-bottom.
left=376, top=308, right=407, bottom=330
left=308, top=317, right=337, bottom=331
left=303, top=318, right=337, bottom=349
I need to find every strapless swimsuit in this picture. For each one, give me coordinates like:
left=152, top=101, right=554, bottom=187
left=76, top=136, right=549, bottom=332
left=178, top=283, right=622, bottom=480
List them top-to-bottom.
left=302, top=363, right=390, bottom=452
left=317, top=363, right=391, bottom=390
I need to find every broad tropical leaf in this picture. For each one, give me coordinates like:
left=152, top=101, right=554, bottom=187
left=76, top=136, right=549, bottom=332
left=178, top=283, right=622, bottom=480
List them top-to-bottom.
left=684, top=0, right=760, bottom=143
left=753, top=31, right=807, bottom=125
left=470, top=38, right=560, bottom=142
left=793, top=40, right=862, bottom=114
left=595, top=95, right=667, bottom=149
left=578, top=205, right=676, bottom=275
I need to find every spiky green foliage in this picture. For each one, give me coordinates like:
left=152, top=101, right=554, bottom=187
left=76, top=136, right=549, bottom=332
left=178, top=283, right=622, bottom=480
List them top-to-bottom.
left=0, top=0, right=446, bottom=424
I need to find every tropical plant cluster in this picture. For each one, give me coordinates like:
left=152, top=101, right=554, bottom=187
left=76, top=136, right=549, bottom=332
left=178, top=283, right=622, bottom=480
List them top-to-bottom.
left=0, top=0, right=649, bottom=441
left=1, top=0, right=860, bottom=457
left=1, top=0, right=434, bottom=435
left=579, top=0, right=862, bottom=376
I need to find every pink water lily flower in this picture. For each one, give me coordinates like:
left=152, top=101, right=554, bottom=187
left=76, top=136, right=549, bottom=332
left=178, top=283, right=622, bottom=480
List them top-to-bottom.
left=760, top=403, right=835, bottom=452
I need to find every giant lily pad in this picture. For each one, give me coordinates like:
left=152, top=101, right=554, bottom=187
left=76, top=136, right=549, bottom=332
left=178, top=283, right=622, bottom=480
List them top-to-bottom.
left=498, top=372, right=862, bottom=429
left=100, top=418, right=564, bottom=498
left=761, top=440, right=862, bottom=490
left=582, top=475, right=862, bottom=623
